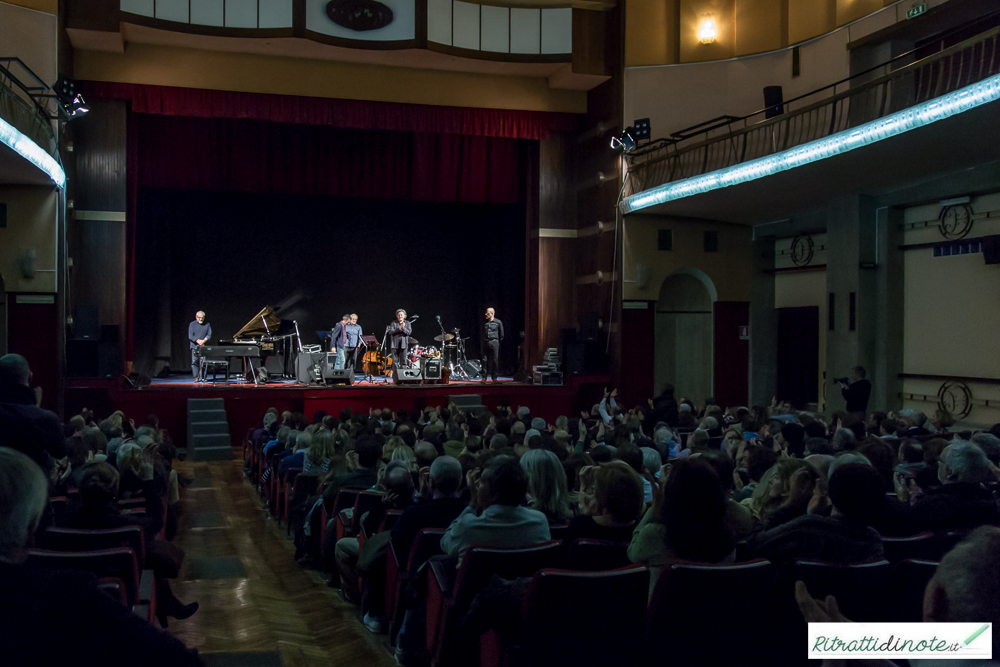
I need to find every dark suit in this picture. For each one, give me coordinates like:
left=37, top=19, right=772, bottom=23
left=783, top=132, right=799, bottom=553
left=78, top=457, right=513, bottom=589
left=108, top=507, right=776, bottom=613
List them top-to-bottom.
left=389, top=320, right=412, bottom=367
left=841, top=378, right=872, bottom=414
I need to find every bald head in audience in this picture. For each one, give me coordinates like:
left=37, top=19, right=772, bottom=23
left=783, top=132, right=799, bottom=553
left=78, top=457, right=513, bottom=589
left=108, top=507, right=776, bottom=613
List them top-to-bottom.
left=0, top=353, right=31, bottom=387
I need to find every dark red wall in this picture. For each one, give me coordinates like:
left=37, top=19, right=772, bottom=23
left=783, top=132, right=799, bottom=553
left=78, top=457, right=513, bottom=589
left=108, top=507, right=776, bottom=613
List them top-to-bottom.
left=8, top=295, right=60, bottom=411
left=620, top=301, right=655, bottom=407
left=713, top=301, right=750, bottom=409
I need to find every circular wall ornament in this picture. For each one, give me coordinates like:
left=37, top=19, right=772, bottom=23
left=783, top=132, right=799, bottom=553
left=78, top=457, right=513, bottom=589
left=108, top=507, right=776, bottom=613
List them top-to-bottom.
left=326, top=0, right=394, bottom=31
left=938, top=204, right=973, bottom=240
left=790, top=235, right=814, bottom=266
left=937, top=380, right=973, bottom=420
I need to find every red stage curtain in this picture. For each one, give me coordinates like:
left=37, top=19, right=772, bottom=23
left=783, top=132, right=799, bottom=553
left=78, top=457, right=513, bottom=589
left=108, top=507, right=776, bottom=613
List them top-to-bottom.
left=83, top=81, right=578, bottom=140
left=135, top=114, right=522, bottom=203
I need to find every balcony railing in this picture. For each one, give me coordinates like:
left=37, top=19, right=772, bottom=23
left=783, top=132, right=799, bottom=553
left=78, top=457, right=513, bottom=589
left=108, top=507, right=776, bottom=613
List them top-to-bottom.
left=622, top=23, right=1000, bottom=208
left=0, top=58, right=60, bottom=160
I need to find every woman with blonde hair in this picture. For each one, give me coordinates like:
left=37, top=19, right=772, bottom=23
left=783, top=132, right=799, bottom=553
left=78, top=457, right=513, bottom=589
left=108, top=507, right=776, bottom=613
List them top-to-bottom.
left=304, top=429, right=336, bottom=474
left=382, top=435, right=406, bottom=463
left=390, top=444, right=417, bottom=472
left=520, top=448, right=572, bottom=523
left=747, top=457, right=818, bottom=529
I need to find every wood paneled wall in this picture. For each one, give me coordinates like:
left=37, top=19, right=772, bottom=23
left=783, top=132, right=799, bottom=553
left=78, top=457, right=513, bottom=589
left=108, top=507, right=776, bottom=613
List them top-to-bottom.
left=574, top=3, right=623, bottom=389
left=67, top=99, right=128, bottom=348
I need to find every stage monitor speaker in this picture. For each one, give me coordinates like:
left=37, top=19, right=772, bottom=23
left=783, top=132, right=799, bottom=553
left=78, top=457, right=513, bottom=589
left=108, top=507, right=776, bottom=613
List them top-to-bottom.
left=764, top=86, right=784, bottom=118
left=75, top=305, right=98, bottom=340
left=579, top=312, right=601, bottom=342
left=295, top=352, right=324, bottom=384
left=264, top=356, right=285, bottom=375
left=423, top=358, right=442, bottom=381
left=460, top=360, right=482, bottom=381
left=322, top=367, right=355, bottom=386
left=393, top=367, right=423, bottom=385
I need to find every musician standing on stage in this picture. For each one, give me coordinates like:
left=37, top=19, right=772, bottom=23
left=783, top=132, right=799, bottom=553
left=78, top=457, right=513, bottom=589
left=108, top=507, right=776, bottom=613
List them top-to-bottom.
left=481, top=307, right=504, bottom=383
left=389, top=309, right=412, bottom=368
left=188, top=310, right=212, bottom=382
left=345, top=313, right=362, bottom=372
left=331, top=314, right=349, bottom=369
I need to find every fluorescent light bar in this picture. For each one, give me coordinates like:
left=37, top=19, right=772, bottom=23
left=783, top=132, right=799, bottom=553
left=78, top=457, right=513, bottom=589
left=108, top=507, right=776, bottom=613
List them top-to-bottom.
left=621, top=72, right=1000, bottom=215
left=0, top=116, right=66, bottom=188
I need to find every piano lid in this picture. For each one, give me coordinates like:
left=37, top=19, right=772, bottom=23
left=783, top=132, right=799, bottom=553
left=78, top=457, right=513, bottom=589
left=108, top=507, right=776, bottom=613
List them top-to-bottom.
left=232, top=306, right=283, bottom=340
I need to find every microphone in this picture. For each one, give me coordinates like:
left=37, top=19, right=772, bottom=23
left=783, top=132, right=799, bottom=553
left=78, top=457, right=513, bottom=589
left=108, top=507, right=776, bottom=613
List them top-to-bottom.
left=436, top=315, right=441, bottom=322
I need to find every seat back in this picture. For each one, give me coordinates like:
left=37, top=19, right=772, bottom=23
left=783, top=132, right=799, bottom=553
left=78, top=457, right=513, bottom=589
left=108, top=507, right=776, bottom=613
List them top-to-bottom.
left=330, top=488, right=361, bottom=516
left=350, top=490, right=386, bottom=535
left=380, top=508, right=403, bottom=534
left=547, top=523, right=569, bottom=542
left=39, top=526, right=146, bottom=565
left=407, top=528, right=447, bottom=572
left=881, top=532, right=937, bottom=563
left=563, top=539, right=630, bottom=572
left=453, top=540, right=564, bottom=611
left=29, top=548, right=141, bottom=605
left=647, top=559, right=774, bottom=665
left=770, top=559, right=892, bottom=666
left=887, top=559, right=939, bottom=622
left=520, top=566, right=649, bottom=667
left=97, top=577, right=128, bottom=606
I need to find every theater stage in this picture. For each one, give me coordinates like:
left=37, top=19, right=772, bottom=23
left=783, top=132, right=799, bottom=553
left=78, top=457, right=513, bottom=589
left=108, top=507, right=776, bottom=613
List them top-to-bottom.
left=65, top=375, right=609, bottom=450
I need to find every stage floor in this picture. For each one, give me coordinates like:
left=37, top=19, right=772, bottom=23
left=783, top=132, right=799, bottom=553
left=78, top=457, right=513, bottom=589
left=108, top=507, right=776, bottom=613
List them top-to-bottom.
left=149, top=373, right=514, bottom=388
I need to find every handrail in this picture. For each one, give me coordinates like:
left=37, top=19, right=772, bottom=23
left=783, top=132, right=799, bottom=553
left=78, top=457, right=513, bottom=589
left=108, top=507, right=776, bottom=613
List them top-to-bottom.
left=624, top=23, right=1000, bottom=199
left=0, top=57, right=61, bottom=161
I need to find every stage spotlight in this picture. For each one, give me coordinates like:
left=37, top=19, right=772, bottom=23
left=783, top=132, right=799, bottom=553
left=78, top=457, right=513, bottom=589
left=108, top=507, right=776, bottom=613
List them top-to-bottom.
left=52, top=77, right=88, bottom=120
left=633, top=118, right=650, bottom=142
left=610, top=126, right=637, bottom=152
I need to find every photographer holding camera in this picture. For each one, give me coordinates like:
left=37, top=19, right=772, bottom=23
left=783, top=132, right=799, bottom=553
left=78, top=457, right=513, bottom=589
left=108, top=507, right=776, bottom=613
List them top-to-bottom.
left=835, top=366, right=871, bottom=417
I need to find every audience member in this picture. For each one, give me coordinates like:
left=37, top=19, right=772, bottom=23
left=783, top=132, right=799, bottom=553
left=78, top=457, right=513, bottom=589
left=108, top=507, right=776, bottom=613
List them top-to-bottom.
left=0, top=354, right=66, bottom=472
left=567, top=462, right=643, bottom=543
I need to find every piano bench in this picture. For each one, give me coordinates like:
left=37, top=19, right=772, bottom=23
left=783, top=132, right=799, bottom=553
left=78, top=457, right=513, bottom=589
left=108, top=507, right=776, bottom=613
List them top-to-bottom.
left=204, top=360, right=230, bottom=384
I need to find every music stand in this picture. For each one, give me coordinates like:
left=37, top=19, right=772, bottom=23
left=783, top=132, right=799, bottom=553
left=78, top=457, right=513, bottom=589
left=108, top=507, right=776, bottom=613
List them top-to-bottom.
left=360, top=334, right=382, bottom=384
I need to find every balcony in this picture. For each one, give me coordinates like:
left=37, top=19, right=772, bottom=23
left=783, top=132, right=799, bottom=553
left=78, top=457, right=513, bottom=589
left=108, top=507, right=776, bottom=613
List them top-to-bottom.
left=621, top=23, right=1000, bottom=222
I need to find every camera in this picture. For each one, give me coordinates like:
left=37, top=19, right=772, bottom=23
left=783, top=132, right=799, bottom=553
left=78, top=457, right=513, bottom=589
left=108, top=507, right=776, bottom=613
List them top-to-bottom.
left=833, top=377, right=850, bottom=384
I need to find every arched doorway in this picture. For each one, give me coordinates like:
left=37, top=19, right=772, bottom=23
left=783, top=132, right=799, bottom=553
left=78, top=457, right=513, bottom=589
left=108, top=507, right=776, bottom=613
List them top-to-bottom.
left=655, top=270, right=716, bottom=404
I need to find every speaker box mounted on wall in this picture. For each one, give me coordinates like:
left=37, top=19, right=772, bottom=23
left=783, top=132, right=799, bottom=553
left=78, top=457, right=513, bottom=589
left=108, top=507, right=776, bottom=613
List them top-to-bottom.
left=393, top=367, right=423, bottom=385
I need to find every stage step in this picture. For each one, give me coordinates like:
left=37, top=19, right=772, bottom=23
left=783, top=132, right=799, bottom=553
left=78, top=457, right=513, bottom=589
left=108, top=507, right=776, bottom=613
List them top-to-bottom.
left=449, top=394, right=486, bottom=416
left=187, top=398, right=233, bottom=462
left=187, top=398, right=225, bottom=410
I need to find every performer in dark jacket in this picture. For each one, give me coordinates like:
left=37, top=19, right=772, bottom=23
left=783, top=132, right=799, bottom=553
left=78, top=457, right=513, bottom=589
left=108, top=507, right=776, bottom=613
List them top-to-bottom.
left=481, top=307, right=504, bottom=383
left=389, top=309, right=412, bottom=368
left=188, top=310, right=212, bottom=382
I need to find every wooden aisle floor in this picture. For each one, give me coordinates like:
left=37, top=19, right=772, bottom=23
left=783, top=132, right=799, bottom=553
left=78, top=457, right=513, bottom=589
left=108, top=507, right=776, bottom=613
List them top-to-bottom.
left=165, top=456, right=397, bottom=667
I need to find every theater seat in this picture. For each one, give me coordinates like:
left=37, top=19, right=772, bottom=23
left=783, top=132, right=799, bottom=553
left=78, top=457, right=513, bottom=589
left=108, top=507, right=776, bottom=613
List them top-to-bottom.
left=277, top=467, right=302, bottom=528
left=285, top=472, right=318, bottom=537
left=336, top=490, right=385, bottom=542
left=39, top=526, right=146, bottom=566
left=387, top=528, right=446, bottom=644
left=881, top=532, right=936, bottom=563
left=563, top=539, right=630, bottom=571
left=427, top=541, right=563, bottom=667
left=28, top=547, right=156, bottom=621
left=646, top=559, right=774, bottom=666
left=770, top=559, right=892, bottom=666
left=887, top=559, right=938, bottom=622
left=483, top=565, right=649, bottom=667
left=97, top=577, right=128, bottom=606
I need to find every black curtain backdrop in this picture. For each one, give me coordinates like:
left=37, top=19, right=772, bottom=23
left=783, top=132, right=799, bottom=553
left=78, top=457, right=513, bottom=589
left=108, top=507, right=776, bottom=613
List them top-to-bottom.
left=133, top=189, right=526, bottom=376
left=776, top=306, right=820, bottom=408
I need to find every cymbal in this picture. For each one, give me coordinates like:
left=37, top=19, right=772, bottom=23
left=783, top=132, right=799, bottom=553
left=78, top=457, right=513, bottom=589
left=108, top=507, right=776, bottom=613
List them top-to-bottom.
left=434, top=333, right=456, bottom=342
left=408, top=337, right=419, bottom=345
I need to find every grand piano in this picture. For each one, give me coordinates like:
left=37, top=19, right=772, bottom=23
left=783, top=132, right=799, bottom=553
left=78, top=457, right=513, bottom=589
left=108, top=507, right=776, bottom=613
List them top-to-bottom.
left=197, top=306, right=301, bottom=383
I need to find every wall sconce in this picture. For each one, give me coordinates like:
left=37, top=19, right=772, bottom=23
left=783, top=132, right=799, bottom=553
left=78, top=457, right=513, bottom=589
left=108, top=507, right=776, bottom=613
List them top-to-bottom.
left=698, top=15, right=718, bottom=44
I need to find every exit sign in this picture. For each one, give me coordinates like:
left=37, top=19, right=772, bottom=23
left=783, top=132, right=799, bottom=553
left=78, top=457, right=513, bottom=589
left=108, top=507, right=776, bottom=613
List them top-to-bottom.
left=907, top=3, right=926, bottom=19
